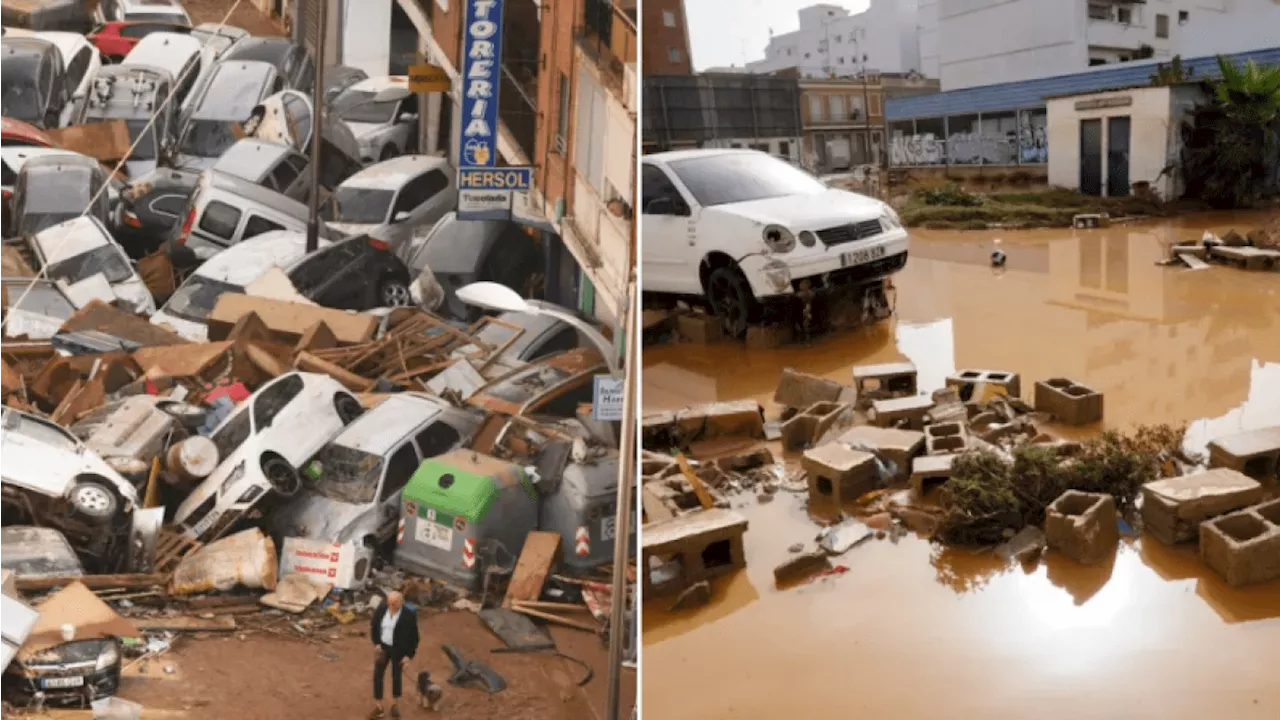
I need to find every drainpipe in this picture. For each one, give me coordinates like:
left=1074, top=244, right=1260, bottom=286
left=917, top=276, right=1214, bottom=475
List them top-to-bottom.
left=305, top=0, right=329, bottom=253
left=541, top=0, right=559, bottom=218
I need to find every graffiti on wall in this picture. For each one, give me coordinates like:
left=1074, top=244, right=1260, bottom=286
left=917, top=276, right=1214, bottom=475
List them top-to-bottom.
left=1019, top=113, right=1048, bottom=164
left=948, top=130, right=1017, bottom=165
left=890, top=133, right=944, bottom=166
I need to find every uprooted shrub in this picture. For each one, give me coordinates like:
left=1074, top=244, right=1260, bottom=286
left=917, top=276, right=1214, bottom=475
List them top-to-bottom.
left=935, top=426, right=1183, bottom=545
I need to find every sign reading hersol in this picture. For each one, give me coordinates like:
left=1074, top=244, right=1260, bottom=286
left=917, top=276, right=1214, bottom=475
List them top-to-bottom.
left=408, top=63, right=450, bottom=93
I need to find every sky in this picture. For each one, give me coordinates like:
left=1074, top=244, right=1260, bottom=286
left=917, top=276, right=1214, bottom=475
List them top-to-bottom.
left=684, top=0, right=871, bottom=71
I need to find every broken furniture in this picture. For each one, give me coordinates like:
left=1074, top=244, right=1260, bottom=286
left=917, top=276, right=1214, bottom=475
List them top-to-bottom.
left=851, top=361, right=917, bottom=409
left=945, top=369, right=1022, bottom=402
left=1033, top=378, right=1104, bottom=425
left=1207, top=426, right=1280, bottom=483
left=802, top=443, right=878, bottom=505
left=1141, top=469, right=1264, bottom=545
left=1044, top=491, right=1119, bottom=565
left=1199, top=499, right=1280, bottom=587
left=641, top=508, right=748, bottom=598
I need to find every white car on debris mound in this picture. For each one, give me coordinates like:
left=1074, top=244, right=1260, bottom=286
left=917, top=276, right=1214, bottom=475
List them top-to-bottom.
left=640, top=148, right=908, bottom=337
left=172, top=372, right=364, bottom=540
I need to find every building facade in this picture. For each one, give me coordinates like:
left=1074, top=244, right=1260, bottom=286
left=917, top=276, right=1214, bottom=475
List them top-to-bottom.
left=642, top=0, right=693, bottom=75
left=731, top=1, right=922, bottom=78
left=642, top=74, right=803, bottom=163
left=799, top=75, right=885, bottom=171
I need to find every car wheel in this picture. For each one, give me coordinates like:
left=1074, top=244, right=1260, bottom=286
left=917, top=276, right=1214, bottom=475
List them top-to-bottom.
left=379, top=145, right=398, bottom=161
left=706, top=266, right=757, bottom=339
left=379, top=278, right=412, bottom=308
left=334, top=394, right=364, bottom=424
left=156, top=400, right=208, bottom=429
left=261, top=455, right=301, bottom=497
left=71, top=480, right=119, bottom=522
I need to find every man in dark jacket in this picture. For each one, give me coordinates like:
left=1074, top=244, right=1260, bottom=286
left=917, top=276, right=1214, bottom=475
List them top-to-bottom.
left=369, top=590, right=419, bottom=719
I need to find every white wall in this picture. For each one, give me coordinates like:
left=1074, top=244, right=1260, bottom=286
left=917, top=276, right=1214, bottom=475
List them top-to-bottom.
left=340, top=0, right=392, bottom=77
left=749, top=0, right=922, bottom=77
left=917, top=0, right=939, bottom=78
left=939, top=0, right=1087, bottom=90
left=1180, top=0, right=1280, bottom=56
left=1046, top=86, right=1176, bottom=198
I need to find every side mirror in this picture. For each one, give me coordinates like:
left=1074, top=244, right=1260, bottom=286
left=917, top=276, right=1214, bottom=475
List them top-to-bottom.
left=393, top=211, right=411, bottom=222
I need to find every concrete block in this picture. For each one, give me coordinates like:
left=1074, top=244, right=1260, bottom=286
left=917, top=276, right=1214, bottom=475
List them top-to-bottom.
left=1073, top=213, right=1109, bottom=229
left=1170, top=244, right=1208, bottom=259
left=1209, top=245, right=1280, bottom=271
left=677, top=314, right=723, bottom=344
left=745, top=323, right=792, bottom=350
left=851, top=361, right=917, bottom=409
left=774, top=367, right=844, bottom=410
left=946, top=369, right=1022, bottom=401
left=1034, top=378, right=1104, bottom=425
left=871, top=394, right=934, bottom=430
left=643, top=400, right=765, bottom=447
left=780, top=401, right=849, bottom=451
left=924, top=421, right=970, bottom=455
left=836, top=425, right=924, bottom=482
left=1207, top=426, right=1280, bottom=483
left=802, top=444, right=878, bottom=504
left=909, top=454, right=956, bottom=496
left=1141, top=468, right=1264, bottom=545
left=1044, top=491, right=1119, bottom=564
left=1199, top=499, right=1280, bottom=587
left=641, top=509, right=749, bottom=598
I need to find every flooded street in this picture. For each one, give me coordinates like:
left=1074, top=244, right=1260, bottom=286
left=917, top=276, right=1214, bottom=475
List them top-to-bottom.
left=641, top=213, right=1280, bottom=719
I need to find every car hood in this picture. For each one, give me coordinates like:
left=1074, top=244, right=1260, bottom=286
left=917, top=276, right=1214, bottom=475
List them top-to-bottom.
left=347, top=122, right=382, bottom=143
left=706, top=188, right=885, bottom=230
left=113, top=279, right=156, bottom=316
left=272, top=490, right=376, bottom=544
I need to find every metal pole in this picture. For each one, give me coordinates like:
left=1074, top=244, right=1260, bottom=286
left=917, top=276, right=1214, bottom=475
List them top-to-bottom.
left=305, top=0, right=329, bottom=253
left=860, top=33, right=873, bottom=166
left=605, top=274, right=638, bottom=720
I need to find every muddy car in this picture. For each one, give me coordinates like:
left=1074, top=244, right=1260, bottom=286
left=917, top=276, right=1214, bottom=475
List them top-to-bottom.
left=8, top=153, right=111, bottom=238
left=28, top=216, right=156, bottom=315
left=0, top=276, right=75, bottom=341
left=467, top=348, right=608, bottom=420
left=268, top=393, right=482, bottom=549
left=70, top=395, right=205, bottom=479
left=0, top=408, right=138, bottom=571
left=1, top=526, right=85, bottom=580
left=3, top=635, right=122, bottom=706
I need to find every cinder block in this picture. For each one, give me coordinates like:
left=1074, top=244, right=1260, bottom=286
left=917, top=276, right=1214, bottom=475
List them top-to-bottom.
left=1072, top=213, right=1109, bottom=229
left=1209, top=245, right=1280, bottom=271
left=677, top=314, right=723, bottom=344
left=745, top=323, right=792, bottom=349
left=851, top=362, right=917, bottom=409
left=774, top=368, right=844, bottom=410
left=946, top=369, right=1022, bottom=401
left=1034, top=378, right=1104, bottom=425
left=871, top=394, right=934, bottom=430
left=780, top=401, right=849, bottom=451
left=924, top=421, right=970, bottom=455
left=836, top=425, right=924, bottom=482
left=1207, top=426, right=1280, bottom=483
left=802, top=444, right=878, bottom=504
left=909, top=454, right=956, bottom=496
left=1141, top=468, right=1264, bottom=545
left=1044, top=491, right=1119, bottom=564
left=1199, top=499, right=1280, bottom=587
left=641, top=509, right=749, bottom=598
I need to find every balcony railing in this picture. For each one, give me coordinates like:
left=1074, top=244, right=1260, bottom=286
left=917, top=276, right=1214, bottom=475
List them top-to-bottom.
left=577, top=0, right=636, bottom=99
left=498, top=5, right=541, bottom=159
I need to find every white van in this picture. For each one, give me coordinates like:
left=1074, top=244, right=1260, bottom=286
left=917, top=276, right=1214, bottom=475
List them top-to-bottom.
left=121, top=32, right=204, bottom=103
left=152, top=230, right=327, bottom=341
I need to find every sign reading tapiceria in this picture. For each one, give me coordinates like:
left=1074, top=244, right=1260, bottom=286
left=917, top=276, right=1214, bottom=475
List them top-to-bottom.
left=459, top=0, right=504, bottom=170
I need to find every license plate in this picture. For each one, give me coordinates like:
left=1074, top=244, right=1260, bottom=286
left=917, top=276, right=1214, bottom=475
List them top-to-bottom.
left=840, top=244, right=887, bottom=268
left=191, top=510, right=220, bottom=538
left=601, top=516, right=616, bottom=542
left=414, top=520, right=453, bottom=550
left=42, top=676, right=85, bottom=689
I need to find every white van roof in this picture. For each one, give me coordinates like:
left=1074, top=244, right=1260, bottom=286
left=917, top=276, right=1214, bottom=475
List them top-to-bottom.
left=122, top=32, right=202, bottom=80
left=189, top=230, right=323, bottom=285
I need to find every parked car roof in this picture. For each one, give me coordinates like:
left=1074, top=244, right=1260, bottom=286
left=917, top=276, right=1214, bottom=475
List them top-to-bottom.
left=28, top=31, right=91, bottom=63
left=122, top=32, right=201, bottom=79
left=221, top=37, right=297, bottom=65
left=187, top=60, right=278, bottom=118
left=212, top=138, right=295, bottom=181
left=645, top=147, right=753, bottom=164
left=341, top=155, right=451, bottom=189
left=204, top=169, right=310, bottom=217
left=31, top=216, right=113, bottom=263
left=187, top=230, right=313, bottom=285
left=325, top=393, right=449, bottom=457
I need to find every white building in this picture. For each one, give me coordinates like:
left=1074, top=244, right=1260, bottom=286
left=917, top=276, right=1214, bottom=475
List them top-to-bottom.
left=933, top=0, right=1264, bottom=91
left=744, top=1, right=922, bottom=78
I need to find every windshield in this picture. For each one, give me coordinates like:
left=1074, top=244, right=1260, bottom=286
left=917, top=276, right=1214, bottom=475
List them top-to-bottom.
left=191, top=32, right=234, bottom=54
left=1, top=62, right=44, bottom=123
left=333, top=90, right=397, bottom=124
left=179, top=119, right=239, bottom=158
left=667, top=153, right=828, bottom=207
left=327, top=187, right=393, bottom=224
left=45, top=244, right=133, bottom=285
left=163, top=275, right=241, bottom=322
left=2, top=280, right=75, bottom=318
left=6, top=409, right=79, bottom=451
left=303, top=443, right=383, bottom=504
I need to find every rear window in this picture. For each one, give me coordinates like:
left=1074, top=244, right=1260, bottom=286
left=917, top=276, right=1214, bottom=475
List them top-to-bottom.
left=198, top=200, right=240, bottom=239
left=243, top=215, right=284, bottom=239
left=163, top=274, right=240, bottom=322
left=304, top=443, right=383, bottom=504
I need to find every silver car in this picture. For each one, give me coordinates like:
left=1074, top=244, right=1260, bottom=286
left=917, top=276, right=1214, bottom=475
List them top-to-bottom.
left=323, top=155, right=456, bottom=255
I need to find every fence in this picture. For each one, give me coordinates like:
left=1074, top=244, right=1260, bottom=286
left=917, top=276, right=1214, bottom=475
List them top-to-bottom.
left=643, top=74, right=802, bottom=150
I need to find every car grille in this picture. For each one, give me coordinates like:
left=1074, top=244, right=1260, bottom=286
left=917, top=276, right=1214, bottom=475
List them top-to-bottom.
left=817, top=219, right=883, bottom=247
left=792, top=251, right=909, bottom=292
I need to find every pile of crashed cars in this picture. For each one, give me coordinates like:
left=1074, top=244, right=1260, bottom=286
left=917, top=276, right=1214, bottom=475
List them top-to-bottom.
left=1, top=1, right=624, bottom=709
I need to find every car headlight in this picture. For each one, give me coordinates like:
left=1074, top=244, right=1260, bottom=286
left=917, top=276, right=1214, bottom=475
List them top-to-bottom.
left=880, top=205, right=902, bottom=230
left=762, top=225, right=796, bottom=253
left=798, top=230, right=817, bottom=247
left=219, top=460, right=246, bottom=496
left=94, top=642, right=119, bottom=671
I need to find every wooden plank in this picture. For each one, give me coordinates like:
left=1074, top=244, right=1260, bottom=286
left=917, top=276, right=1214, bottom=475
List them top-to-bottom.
left=1178, top=253, right=1210, bottom=271
left=206, top=293, right=377, bottom=345
left=295, top=351, right=374, bottom=392
left=676, top=452, right=716, bottom=510
left=503, top=531, right=562, bottom=607
left=15, top=573, right=168, bottom=592
left=513, top=600, right=592, bottom=613
left=509, top=604, right=600, bottom=633
left=133, top=616, right=237, bottom=632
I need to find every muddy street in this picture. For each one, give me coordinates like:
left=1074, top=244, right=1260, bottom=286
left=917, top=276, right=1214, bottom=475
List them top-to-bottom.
left=641, top=213, right=1280, bottom=720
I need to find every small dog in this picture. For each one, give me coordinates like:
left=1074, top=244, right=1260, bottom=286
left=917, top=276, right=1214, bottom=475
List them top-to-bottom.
left=416, top=670, right=443, bottom=711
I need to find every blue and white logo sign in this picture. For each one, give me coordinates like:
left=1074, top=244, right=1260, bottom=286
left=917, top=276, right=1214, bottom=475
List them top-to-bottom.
left=460, top=0, right=504, bottom=170
left=592, top=375, right=625, bottom=422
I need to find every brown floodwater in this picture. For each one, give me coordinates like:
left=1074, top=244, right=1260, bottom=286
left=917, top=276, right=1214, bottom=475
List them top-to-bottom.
left=641, top=213, right=1280, bottom=719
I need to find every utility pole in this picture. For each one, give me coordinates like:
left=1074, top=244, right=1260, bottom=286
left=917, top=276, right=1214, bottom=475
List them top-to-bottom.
left=305, top=0, right=329, bottom=253
left=858, top=30, right=873, bottom=167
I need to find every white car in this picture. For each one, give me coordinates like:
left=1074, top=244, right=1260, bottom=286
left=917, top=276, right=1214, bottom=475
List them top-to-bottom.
left=19, top=31, right=102, bottom=126
left=121, top=32, right=205, bottom=103
left=332, top=76, right=419, bottom=163
left=641, top=149, right=909, bottom=336
left=323, top=155, right=456, bottom=254
left=30, top=216, right=156, bottom=315
left=151, top=230, right=326, bottom=341
left=172, top=372, right=364, bottom=541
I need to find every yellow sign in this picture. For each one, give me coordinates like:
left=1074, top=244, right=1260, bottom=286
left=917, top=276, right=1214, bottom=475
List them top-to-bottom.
left=408, top=64, right=451, bottom=93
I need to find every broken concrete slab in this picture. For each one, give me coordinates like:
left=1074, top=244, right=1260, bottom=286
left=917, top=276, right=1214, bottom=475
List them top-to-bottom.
left=1209, top=245, right=1280, bottom=271
left=851, top=361, right=917, bottom=409
left=774, top=367, right=845, bottom=410
left=946, top=369, right=1022, bottom=401
left=1034, top=378, right=1104, bottom=425
left=926, top=387, right=968, bottom=425
left=871, top=394, right=934, bottom=430
left=642, top=400, right=766, bottom=448
left=780, top=401, right=850, bottom=451
left=924, top=421, right=970, bottom=455
left=836, top=425, right=924, bottom=482
left=1207, top=426, right=1280, bottom=483
left=802, top=443, right=878, bottom=505
left=910, top=454, right=956, bottom=496
left=1141, top=468, right=1264, bottom=545
left=1044, top=491, right=1119, bottom=564
left=1199, top=499, right=1280, bottom=587
left=641, top=509, right=749, bottom=598
left=773, top=550, right=830, bottom=585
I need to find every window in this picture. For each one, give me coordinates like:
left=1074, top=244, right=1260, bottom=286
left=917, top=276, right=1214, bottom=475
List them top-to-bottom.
left=1088, top=4, right=1110, bottom=20
left=1117, top=6, right=1132, bottom=24
left=663, top=10, right=676, bottom=27
left=1178, top=10, right=1188, bottom=23
left=1156, top=14, right=1169, bottom=38
left=120, top=23, right=163, bottom=39
left=835, top=34, right=842, bottom=42
left=65, top=47, right=92, bottom=91
left=667, top=47, right=681, bottom=63
left=803, top=53, right=810, bottom=59
left=838, top=57, right=845, bottom=65
left=1090, top=57, right=1108, bottom=66
left=556, top=73, right=570, bottom=151
left=809, top=95, right=824, bottom=122
left=829, top=95, right=847, bottom=122
left=849, top=95, right=865, bottom=118
left=778, top=140, right=791, bottom=158
left=267, top=158, right=301, bottom=192
left=2, top=161, right=17, bottom=186
left=641, top=164, right=685, bottom=214
left=394, top=170, right=449, bottom=216
left=149, top=193, right=186, bottom=218
left=198, top=200, right=240, bottom=240
left=242, top=215, right=284, bottom=239
left=253, top=374, right=303, bottom=429
left=210, top=408, right=252, bottom=461
left=414, top=423, right=463, bottom=459
left=380, top=444, right=420, bottom=501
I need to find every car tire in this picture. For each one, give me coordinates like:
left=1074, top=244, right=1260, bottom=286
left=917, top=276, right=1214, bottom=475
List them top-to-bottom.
left=379, top=145, right=398, bottom=161
left=706, top=265, right=758, bottom=339
left=379, top=278, right=412, bottom=308
left=334, top=394, right=364, bottom=424
left=156, top=400, right=208, bottom=429
left=261, top=454, right=301, bottom=497
left=70, top=480, right=119, bottom=522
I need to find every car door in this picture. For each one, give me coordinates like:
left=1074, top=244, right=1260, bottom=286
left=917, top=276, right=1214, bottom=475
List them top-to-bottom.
left=393, top=93, right=419, bottom=152
left=640, top=162, right=700, bottom=294
left=407, top=168, right=453, bottom=230
left=191, top=198, right=241, bottom=256
left=296, top=240, right=363, bottom=308
left=374, top=441, right=421, bottom=540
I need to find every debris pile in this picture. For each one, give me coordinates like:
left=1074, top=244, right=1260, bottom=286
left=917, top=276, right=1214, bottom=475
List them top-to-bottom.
left=1162, top=223, right=1280, bottom=272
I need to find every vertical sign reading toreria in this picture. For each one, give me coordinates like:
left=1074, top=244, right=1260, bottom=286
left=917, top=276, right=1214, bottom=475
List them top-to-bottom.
left=459, top=0, right=503, bottom=170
